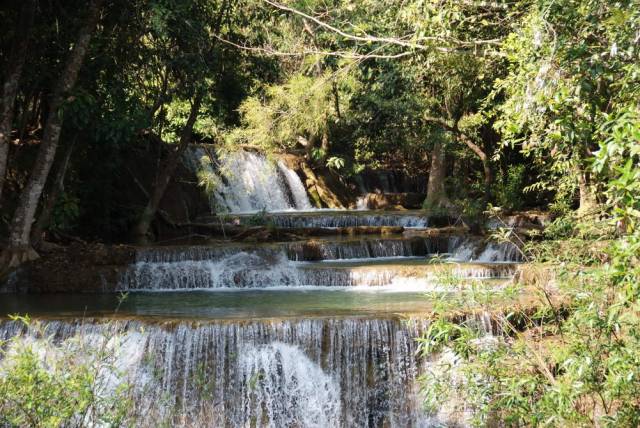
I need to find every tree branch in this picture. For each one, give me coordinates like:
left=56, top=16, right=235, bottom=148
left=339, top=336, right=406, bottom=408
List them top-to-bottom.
left=262, top=0, right=503, bottom=53
left=213, top=34, right=414, bottom=59
left=423, top=115, right=488, bottom=161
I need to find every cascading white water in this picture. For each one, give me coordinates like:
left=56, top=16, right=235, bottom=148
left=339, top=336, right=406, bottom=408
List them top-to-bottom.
left=185, top=148, right=311, bottom=213
left=213, top=151, right=293, bottom=212
left=277, top=160, right=313, bottom=210
left=355, top=196, right=368, bottom=210
left=251, top=212, right=430, bottom=228
left=448, top=236, right=523, bottom=263
left=121, top=237, right=521, bottom=290
left=285, top=237, right=449, bottom=261
left=120, top=239, right=518, bottom=291
left=476, top=242, right=522, bottom=262
left=121, top=251, right=301, bottom=290
left=0, top=318, right=440, bottom=427
left=238, top=342, right=341, bottom=427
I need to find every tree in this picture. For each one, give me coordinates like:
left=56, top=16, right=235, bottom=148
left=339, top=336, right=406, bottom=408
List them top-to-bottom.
left=0, top=0, right=36, bottom=203
left=1, top=0, right=104, bottom=269
left=132, top=0, right=232, bottom=243
left=495, top=0, right=639, bottom=214
left=132, top=92, right=202, bottom=243
left=425, top=138, right=452, bottom=210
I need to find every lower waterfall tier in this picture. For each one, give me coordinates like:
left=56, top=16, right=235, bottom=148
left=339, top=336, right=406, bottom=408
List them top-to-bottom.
left=0, top=316, right=491, bottom=427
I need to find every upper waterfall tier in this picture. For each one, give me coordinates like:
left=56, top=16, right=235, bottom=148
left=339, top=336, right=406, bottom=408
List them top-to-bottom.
left=185, top=148, right=312, bottom=213
left=135, top=235, right=522, bottom=264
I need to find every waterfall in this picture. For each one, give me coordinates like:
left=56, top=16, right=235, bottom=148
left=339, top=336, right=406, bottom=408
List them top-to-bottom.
left=184, top=148, right=311, bottom=213
left=212, top=151, right=293, bottom=212
left=277, top=160, right=313, bottom=210
left=356, top=196, right=368, bottom=210
left=243, top=212, right=430, bottom=228
left=135, top=236, right=451, bottom=266
left=448, top=236, right=522, bottom=262
left=284, top=237, right=450, bottom=261
left=120, top=242, right=518, bottom=291
left=477, top=242, right=522, bottom=262
left=135, top=245, right=252, bottom=263
left=121, top=251, right=301, bottom=290
left=0, top=318, right=436, bottom=427
left=238, top=342, right=341, bottom=427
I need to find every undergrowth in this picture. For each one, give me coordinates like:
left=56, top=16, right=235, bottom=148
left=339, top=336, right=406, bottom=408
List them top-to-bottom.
left=418, top=216, right=640, bottom=426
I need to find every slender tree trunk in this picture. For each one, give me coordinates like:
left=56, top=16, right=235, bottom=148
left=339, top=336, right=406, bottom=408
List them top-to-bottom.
left=0, top=0, right=36, bottom=204
left=2, top=0, right=102, bottom=269
left=332, top=81, right=341, bottom=120
left=17, top=92, right=34, bottom=141
left=132, top=93, right=203, bottom=243
left=423, top=115, right=493, bottom=204
left=320, top=130, right=330, bottom=158
left=31, top=138, right=77, bottom=246
left=425, top=140, right=451, bottom=210
left=577, top=169, right=598, bottom=216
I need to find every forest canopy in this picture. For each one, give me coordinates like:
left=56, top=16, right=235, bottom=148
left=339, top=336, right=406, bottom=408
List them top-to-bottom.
left=0, top=0, right=637, bottom=254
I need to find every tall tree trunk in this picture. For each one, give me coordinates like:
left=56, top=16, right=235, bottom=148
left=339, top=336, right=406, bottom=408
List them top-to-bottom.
left=0, top=0, right=36, bottom=204
left=2, top=0, right=102, bottom=269
left=132, top=93, right=202, bottom=243
left=31, top=138, right=77, bottom=247
left=425, top=141, right=451, bottom=210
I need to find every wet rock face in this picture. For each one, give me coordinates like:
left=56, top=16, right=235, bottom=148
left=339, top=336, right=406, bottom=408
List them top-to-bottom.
left=356, top=169, right=427, bottom=194
left=355, top=192, right=426, bottom=210
left=3, top=243, right=134, bottom=293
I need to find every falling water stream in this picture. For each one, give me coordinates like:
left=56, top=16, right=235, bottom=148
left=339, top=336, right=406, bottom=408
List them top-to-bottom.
left=185, top=149, right=313, bottom=213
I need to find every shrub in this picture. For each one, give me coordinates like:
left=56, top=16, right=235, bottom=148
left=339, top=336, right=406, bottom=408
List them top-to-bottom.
left=495, top=165, right=526, bottom=211
left=0, top=317, right=133, bottom=427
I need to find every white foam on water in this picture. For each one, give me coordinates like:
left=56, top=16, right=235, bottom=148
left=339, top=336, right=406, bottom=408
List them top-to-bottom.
left=448, top=237, right=522, bottom=263
left=121, top=238, right=518, bottom=291
left=238, top=342, right=341, bottom=427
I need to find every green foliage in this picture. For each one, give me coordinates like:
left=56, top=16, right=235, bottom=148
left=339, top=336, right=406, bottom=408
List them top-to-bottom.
left=495, top=0, right=639, bottom=209
left=231, top=70, right=359, bottom=152
left=595, top=107, right=640, bottom=232
left=325, top=156, right=345, bottom=170
left=495, top=165, right=526, bottom=211
left=50, top=192, right=81, bottom=232
left=455, top=198, right=485, bottom=219
left=542, top=215, right=576, bottom=240
left=421, top=221, right=640, bottom=426
left=0, top=317, right=133, bottom=427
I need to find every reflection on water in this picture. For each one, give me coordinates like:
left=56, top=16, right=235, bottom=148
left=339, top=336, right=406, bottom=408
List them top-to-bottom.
left=0, top=289, right=446, bottom=320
